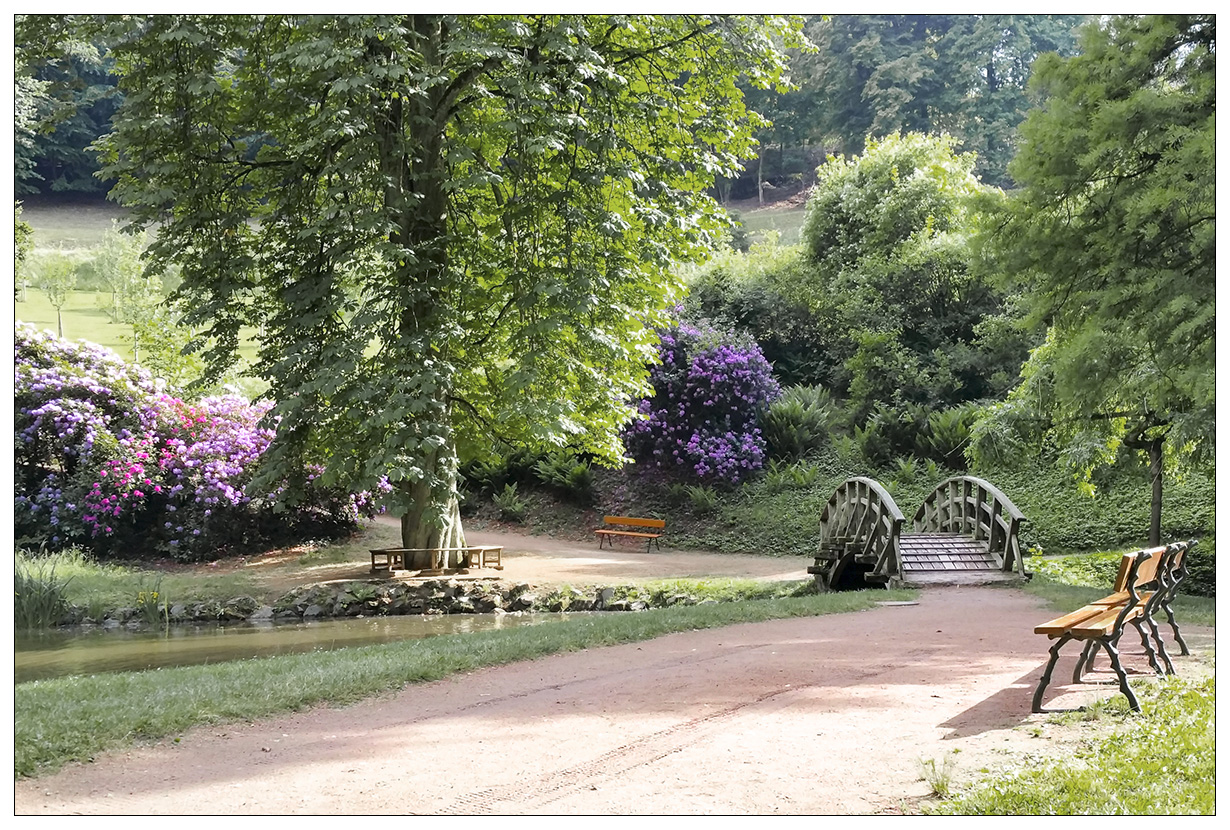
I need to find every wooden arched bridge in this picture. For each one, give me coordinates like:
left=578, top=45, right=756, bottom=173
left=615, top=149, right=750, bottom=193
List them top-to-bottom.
left=810, top=475, right=1029, bottom=591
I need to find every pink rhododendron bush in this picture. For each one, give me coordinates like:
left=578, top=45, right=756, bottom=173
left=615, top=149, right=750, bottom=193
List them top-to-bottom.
left=14, top=323, right=378, bottom=561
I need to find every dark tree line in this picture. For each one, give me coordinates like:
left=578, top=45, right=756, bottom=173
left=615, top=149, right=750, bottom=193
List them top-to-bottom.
left=16, top=14, right=1089, bottom=202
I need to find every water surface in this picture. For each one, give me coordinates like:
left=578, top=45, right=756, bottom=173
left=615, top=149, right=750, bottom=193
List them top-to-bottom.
left=15, top=613, right=570, bottom=684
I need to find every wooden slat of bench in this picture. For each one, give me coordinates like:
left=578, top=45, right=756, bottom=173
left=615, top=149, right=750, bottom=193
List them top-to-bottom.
left=603, top=516, right=666, bottom=529
left=595, top=529, right=661, bottom=539
left=1034, top=605, right=1113, bottom=636
left=1071, top=605, right=1147, bottom=638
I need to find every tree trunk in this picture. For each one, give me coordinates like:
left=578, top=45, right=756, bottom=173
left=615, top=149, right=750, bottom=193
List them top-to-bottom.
left=384, top=16, right=468, bottom=565
left=757, top=150, right=764, bottom=206
left=1147, top=436, right=1163, bottom=547
left=398, top=443, right=467, bottom=568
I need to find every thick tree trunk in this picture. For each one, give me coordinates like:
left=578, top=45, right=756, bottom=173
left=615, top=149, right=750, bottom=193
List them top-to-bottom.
left=398, top=443, right=467, bottom=568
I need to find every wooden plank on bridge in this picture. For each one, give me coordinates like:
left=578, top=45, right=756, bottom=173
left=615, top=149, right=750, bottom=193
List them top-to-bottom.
left=899, top=532, right=997, bottom=572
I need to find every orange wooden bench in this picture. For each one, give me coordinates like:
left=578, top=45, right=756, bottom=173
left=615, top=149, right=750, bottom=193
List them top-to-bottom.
left=595, top=516, right=665, bottom=552
left=1031, top=541, right=1194, bottom=712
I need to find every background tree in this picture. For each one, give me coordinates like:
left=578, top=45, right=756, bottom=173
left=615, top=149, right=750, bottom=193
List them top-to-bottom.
left=93, top=14, right=802, bottom=562
left=798, top=14, right=1087, bottom=187
left=970, top=15, right=1215, bottom=545
left=13, top=17, right=120, bottom=196
left=798, top=132, right=1026, bottom=419
left=15, top=205, right=35, bottom=301
left=84, top=223, right=162, bottom=360
left=34, top=251, right=81, bottom=338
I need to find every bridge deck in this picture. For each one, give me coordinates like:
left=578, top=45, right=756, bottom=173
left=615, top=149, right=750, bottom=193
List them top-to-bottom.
left=899, top=532, right=1022, bottom=586
left=900, top=532, right=996, bottom=572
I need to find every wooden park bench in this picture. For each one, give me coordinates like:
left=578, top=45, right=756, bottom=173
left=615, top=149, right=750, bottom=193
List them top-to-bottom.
left=595, top=516, right=665, bottom=552
left=1031, top=540, right=1194, bottom=713
left=370, top=545, right=504, bottom=574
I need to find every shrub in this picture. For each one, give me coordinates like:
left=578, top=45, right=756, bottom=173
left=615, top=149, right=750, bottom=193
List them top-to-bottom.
left=624, top=320, right=779, bottom=485
left=14, top=323, right=374, bottom=561
left=762, top=384, right=837, bottom=461
left=533, top=451, right=595, bottom=505
left=493, top=483, right=529, bottom=523
left=685, top=484, right=719, bottom=515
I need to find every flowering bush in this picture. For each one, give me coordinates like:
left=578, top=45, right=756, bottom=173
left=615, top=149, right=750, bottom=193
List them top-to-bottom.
left=625, top=321, right=779, bottom=484
left=14, top=323, right=376, bottom=561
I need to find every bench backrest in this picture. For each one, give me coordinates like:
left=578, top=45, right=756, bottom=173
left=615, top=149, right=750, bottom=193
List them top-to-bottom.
left=603, top=515, right=666, bottom=529
left=1111, top=546, right=1167, bottom=593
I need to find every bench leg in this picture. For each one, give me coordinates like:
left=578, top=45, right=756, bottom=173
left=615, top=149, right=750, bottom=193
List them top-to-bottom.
left=1162, top=603, right=1189, bottom=656
left=1143, top=614, right=1175, bottom=675
left=1131, top=619, right=1164, bottom=676
left=1033, top=635, right=1071, bottom=713
left=1100, top=639, right=1140, bottom=712
left=1073, top=640, right=1097, bottom=683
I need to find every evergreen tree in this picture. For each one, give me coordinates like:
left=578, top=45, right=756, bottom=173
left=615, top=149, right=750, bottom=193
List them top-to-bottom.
left=971, top=15, right=1215, bottom=545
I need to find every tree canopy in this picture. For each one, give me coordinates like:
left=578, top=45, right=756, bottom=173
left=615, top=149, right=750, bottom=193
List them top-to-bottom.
left=91, top=13, right=803, bottom=556
left=970, top=14, right=1215, bottom=544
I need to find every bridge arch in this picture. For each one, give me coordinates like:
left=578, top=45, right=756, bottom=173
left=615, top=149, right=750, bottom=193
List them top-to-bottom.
left=811, top=475, right=1029, bottom=591
left=810, top=477, right=905, bottom=591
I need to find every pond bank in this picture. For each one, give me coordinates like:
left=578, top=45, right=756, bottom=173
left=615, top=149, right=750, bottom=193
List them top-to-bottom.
left=46, top=573, right=796, bottom=630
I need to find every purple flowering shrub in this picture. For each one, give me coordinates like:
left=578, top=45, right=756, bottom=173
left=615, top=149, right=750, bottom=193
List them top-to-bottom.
left=625, top=322, right=780, bottom=484
left=14, top=323, right=375, bottom=561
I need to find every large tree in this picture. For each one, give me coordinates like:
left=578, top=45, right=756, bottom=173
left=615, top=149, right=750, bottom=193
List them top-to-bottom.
left=89, top=14, right=801, bottom=564
left=970, top=15, right=1215, bottom=545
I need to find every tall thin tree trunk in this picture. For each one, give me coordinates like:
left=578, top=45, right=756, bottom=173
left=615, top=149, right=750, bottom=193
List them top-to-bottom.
left=1148, top=436, right=1163, bottom=547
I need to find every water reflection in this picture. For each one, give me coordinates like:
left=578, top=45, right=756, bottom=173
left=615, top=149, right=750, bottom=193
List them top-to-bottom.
left=14, top=613, right=571, bottom=684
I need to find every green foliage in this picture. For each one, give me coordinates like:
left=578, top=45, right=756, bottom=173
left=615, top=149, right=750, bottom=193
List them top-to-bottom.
left=89, top=13, right=802, bottom=549
left=797, top=14, right=1087, bottom=187
left=972, top=16, right=1215, bottom=536
left=15, top=204, right=34, bottom=295
left=683, top=234, right=840, bottom=388
left=32, top=250, right=83, bottom=336
left=761, top=384, right=837, bottom=461
left=532, top=452, right=595, bottom=506
left=975, top=460, right=1214, bottom=561
left=493, top=483, right=529, bottom=524
left=685, top=484, right=719, bottom=516
left=15, top=551, right=72, bottom=629
left=134, top=580, right=169, bottom=626
left=933, top=676, right=1214, bottom=814
left=919, top=753, right=958, bottom=798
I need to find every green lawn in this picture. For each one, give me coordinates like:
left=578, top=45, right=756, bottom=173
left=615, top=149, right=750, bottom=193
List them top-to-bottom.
left=16, top=290, right=134, bottom=357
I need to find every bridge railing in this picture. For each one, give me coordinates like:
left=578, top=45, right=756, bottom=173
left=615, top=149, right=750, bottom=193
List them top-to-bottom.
left=913, top=476, right=1028, bottom=577
left=820, top=477, right=905, bottom=586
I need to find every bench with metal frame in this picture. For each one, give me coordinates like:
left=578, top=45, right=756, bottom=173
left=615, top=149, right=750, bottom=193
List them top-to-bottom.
left=1031, top=541, right=1194, bottom=713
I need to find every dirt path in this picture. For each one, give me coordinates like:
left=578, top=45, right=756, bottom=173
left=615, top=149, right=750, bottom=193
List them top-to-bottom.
left=15, top=573, right=1214, bottom=815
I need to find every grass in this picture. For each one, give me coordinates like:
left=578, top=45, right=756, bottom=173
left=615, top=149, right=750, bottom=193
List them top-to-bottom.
left=15, top=290, right=135, bottom=357
left=20, top=547, right=271, bottom=614
left=14, top=587, right=912, bottom=778
left=929, top=674, right=1215, bottom=814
